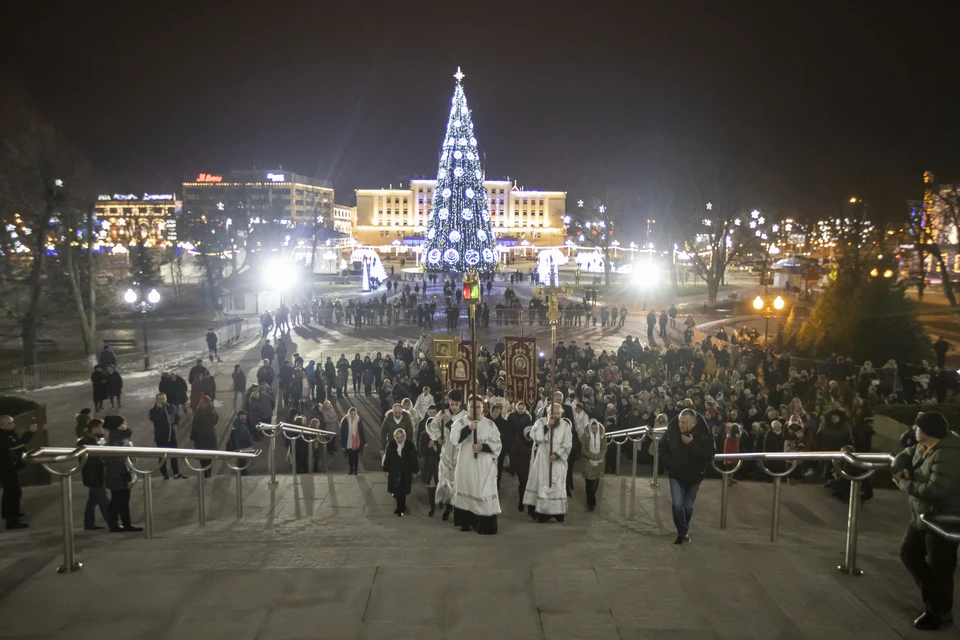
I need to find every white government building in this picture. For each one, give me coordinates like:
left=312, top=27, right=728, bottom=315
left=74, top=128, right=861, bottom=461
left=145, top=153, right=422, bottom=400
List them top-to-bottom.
left=354, top=178, right=567, bottom=252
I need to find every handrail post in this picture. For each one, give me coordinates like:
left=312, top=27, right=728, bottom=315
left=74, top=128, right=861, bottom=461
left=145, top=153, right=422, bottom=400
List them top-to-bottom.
left=268, top=434, right=278, bottom=485
left=651, top=435, right=660, bottom=487
left=630, top=438, right=638, bottom=484
left=308, top=440, right=314, bottom=475
left=615, top=441, right=622, bottom=477
left=235, top=467, right=243, bottom=519
left=197, top=471, right=206, bottom=527
left=720, top=471, right=730, bottom=529
left=142, top=474, right=154, bottom=539
left=57, top=475, right=81, bottom=574
left=771, top=476, right=783, bottom=542
left=839, top=479, right=864, bottom=576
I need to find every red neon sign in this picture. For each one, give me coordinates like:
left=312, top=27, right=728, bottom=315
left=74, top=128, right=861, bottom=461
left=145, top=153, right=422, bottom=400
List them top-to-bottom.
left=196, top=173, right=223, bottom=183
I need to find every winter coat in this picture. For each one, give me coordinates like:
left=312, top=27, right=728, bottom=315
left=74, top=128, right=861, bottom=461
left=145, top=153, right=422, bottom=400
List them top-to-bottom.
left=260, top=343, right=275, bottom=362
left=232, top=369, right=246, bottom=392
left=91, top=370, right=109, bottom=402
left=106, top=371, right=123, bottom=396
left=171, top=376, right=188, bottom=406
left=148, top=403, right=179, bottom=444
left=190, top=405, right=219, bottom=450
left=814, top=409, right=853, bottom=451
left=380, top=411, right=414, bottom=451
left=74, top=413, right=92, bottom=439
left=658, top=414, right=716, bottom=488
left=339, top=415, right=367, bottom=452
left=232, top=417, right=253, bottom=450
left=580, top=429, right=608, bottom=481
left=104, top=430, right=133, bottom=491
left=418, top=430, right=441, bottom=484
left=893, top=432, right=960, bottom=531
left=77, top=434, right=105, bottom=488
left=382, top=440, right=419, bottom=495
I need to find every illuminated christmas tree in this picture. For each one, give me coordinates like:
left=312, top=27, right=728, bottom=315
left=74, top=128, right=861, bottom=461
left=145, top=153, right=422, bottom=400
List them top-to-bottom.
left=421, top=67, right=498, bottom=273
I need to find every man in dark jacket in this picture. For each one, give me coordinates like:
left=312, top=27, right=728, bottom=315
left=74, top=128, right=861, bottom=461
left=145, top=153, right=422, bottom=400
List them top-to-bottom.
left=260, top=340, right=276, bottom=364
left=188, top=359, right=208, bottom=386
left=149, top=393, right=185, bottom=480
left=658, top=408, right=715, bottom=544
left=893, top=412, right=960, bottom=631
left=0, top=415, right=37, bottom=530
left=104, top=416, right=142, bottom=532
left=78, top=418, right=110, bottom=530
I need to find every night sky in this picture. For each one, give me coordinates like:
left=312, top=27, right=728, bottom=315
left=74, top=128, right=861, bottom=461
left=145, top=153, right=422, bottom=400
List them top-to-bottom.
left=6, top=1, right=960, bottom=228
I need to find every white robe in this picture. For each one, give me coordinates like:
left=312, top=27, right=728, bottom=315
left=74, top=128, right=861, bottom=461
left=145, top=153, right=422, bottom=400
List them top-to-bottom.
left=435, top=410, right=467, bottom=505
left=451, top=416, right=502, bottom=517
left=523, top=417, right=573, bottom=515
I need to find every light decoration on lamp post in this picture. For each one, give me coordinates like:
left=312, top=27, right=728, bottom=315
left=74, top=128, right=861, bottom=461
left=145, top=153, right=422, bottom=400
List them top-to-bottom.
left=124, top=288, right=161, bottom=370
left=752, top=294, right=785, bottom=344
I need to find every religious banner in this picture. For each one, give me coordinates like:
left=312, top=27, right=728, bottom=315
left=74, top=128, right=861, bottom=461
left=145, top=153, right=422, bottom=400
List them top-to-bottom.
left=504, top=337, right=537, bottom=406
left=445, top=340, right=475, bottom=400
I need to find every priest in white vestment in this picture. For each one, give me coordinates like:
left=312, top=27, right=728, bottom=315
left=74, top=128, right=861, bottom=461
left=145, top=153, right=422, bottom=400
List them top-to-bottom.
left=436, top=390, right=466, bottom=521
left=452, top=396, right=502, bottom=534
left=523, top=403, right=573, bottom=523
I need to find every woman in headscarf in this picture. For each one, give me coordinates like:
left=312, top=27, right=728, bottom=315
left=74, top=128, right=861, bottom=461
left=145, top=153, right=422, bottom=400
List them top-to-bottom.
left=339, top=407, right=365, bottom=475
left=419, top=409, right=444, bottom=516
left=579, top=419, right=607, bottom=511
left=382, top=427, right=419, bottom=516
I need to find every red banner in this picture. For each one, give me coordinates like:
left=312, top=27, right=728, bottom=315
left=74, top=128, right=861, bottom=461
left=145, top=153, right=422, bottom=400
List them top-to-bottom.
left=505, top=337, right=537, bottom=407
left=445, top=340, right=475, bottom=400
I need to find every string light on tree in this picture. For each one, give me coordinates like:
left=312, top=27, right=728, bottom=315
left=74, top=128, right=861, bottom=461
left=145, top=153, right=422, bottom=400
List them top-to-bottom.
left=421, top=67, right=498, bottom=272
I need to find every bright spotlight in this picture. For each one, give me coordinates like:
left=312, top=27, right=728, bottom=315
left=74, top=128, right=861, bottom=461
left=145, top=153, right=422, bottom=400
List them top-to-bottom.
left=633, top=261, right=660, bottom=285
left=883, top=269, right=893, bottom=278
left=123, top=289, right=138, bottom=304
left=147, top=289, right=161, bottom=305
left=753, top=296, right=764, bottom=310
left=773, top=296, right=785, bottom=310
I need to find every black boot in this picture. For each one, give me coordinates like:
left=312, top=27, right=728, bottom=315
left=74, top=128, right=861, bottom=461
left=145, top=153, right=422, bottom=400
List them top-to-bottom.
left=428, top=488, right=436, bottom=517
left=442, top=504, right=453, bottom=521
left=5, top=519, right=28, bottom=530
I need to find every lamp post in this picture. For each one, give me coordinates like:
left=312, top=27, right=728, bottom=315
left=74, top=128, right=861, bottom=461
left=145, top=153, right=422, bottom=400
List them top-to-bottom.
left=124, top=288, right=161, bottom=370
left=752, top=294, right=785, bottom=344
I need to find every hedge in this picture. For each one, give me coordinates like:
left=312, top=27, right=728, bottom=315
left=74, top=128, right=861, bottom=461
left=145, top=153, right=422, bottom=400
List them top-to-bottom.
left=0, top=395, right=40, bottom=417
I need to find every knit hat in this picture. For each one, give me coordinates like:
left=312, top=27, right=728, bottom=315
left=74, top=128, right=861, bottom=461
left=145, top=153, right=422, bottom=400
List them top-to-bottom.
left=916, top=412, right=948, bottom=439
left=103, top=415, right=125, bottom=431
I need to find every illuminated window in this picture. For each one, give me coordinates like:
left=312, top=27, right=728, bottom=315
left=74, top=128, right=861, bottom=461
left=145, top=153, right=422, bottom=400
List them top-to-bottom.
left=954, top=255, right=960, bottom=273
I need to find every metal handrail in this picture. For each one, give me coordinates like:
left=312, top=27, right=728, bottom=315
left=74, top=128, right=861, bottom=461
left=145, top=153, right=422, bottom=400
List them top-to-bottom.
left=257, top=421, right=337, bottom=483
left=604, top=425, right=667, bottom=486
left=25, top=445, right=261, bottom=573
left=29, top=445, right=260, bottom=460
left=709, top=450, right=894, bottom=576
left=920, top=513, right=960, bottom=543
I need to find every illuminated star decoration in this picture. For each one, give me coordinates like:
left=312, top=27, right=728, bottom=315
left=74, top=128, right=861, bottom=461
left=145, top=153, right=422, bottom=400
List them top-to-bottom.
left=454, top=67, right=465, bottom=81
left=577, top=200, right=584, bottom=208
left=706, top=202, right=713, bottom=210
left=598, top=205, right=606, bottom=214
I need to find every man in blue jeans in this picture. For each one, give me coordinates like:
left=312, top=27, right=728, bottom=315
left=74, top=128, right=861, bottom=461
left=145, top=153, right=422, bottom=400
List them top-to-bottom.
left=658, top=408, right=715, bottom=544
left=77, top=418, right=110, bottom=531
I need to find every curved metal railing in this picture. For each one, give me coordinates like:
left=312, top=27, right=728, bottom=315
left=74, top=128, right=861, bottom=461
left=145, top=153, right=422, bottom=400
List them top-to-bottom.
left=256, top=422, right=337, bottom=484
left=605, top=425, right=667, bottom=486
left=25, top=445, right=260, bottom=575
left=710, top=451, right=894, bottom=576
left=920, top=513, right=960, bottom=542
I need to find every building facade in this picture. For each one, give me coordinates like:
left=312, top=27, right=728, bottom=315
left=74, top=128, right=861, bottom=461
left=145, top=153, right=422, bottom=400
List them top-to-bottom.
left=182, top=169, right=334, bottom=229
left=354, top=178, right=566, bottom=249
left=93, top=192, right=181, bottom=247
left=332, top=204, right=356, bottom=239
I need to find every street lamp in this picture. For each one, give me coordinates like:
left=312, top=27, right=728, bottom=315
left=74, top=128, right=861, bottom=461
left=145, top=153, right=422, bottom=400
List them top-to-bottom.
left=632, top=260, right=660, bottom=311
left=124, top=287, right=161, bottom=370
left=752, top=294, right=785, bottom=344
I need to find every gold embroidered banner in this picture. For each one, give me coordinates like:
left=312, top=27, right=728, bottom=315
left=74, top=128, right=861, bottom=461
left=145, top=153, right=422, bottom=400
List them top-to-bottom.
left=505, top=337, right=537, bottom=406
left=445, top=340, right=475, bottom=400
